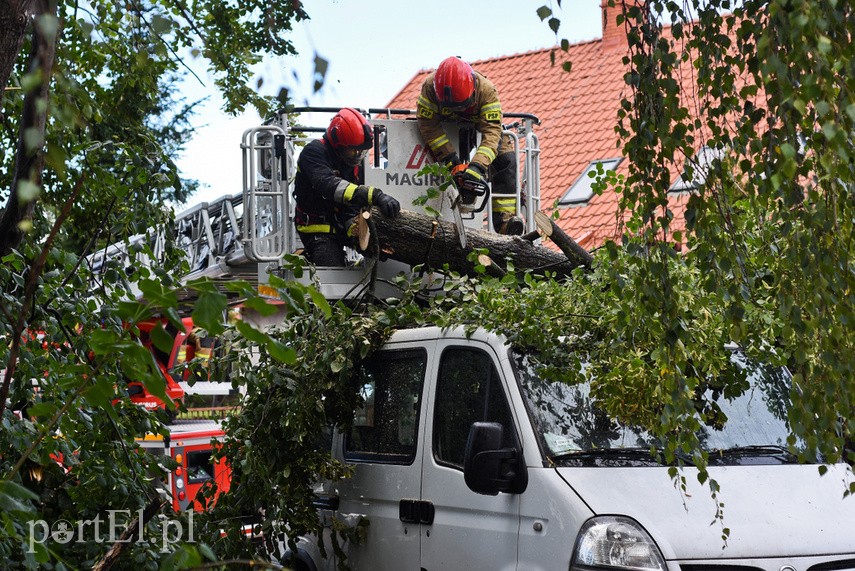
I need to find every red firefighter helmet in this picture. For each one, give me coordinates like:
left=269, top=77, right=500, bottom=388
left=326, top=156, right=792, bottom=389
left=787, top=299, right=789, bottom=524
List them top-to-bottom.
left=433, top=57, right=476, bottom=109
left=325, top=107, right=372, bottom=166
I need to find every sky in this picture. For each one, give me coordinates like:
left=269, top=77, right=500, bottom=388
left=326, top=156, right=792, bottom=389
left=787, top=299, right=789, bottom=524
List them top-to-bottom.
left=177, top=0, right=603, bottom=206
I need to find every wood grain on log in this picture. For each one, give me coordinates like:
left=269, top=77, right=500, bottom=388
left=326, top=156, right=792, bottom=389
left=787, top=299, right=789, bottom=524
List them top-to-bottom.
left=370, top=208, right=590, bottom=279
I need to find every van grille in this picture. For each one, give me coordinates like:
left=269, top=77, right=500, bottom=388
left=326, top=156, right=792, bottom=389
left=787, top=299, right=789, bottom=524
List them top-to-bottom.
left=809, top=560, right=855, bottom=571
left=680, top=562, right=855, bottom=571
left=681, top=566, right=763, bottom=571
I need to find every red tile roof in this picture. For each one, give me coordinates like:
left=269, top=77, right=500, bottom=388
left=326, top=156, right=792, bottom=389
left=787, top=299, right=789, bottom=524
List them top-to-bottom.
left=383, top=3, right=697, bottom=250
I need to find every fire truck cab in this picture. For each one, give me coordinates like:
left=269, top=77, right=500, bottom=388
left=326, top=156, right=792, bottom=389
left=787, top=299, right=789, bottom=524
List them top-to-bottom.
left=137, top=419, right=231, bottom=512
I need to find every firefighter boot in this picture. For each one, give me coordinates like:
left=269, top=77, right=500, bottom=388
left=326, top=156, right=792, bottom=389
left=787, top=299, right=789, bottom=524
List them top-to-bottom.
left=494, top=212, right=525, bottom=235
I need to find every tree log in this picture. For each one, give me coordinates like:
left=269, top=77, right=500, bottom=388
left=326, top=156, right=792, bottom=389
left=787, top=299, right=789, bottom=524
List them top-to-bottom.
left=370, top=208, right=589, bottom=279
left=534, top=211, right=594, bottom=269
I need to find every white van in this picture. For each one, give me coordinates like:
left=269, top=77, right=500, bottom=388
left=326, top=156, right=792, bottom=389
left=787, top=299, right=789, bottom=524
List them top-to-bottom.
left=283, top=326, right=855, bottom=570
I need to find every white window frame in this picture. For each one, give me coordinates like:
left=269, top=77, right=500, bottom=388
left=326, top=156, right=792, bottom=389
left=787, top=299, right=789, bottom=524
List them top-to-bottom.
left=669, top=146, right=724, bottom=193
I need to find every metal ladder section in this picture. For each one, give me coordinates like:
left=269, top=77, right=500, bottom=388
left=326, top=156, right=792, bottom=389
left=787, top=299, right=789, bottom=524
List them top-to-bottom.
left=488, top=115, right=541, bottom=233
left=240, top=124, right=291, bottom=263
left=86, top=194, right=252, bottom=296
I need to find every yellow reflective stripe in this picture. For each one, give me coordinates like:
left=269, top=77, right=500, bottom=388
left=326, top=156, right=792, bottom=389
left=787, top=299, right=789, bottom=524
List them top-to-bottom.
left=418, top=95, right=438, bottom=111
left=481, top=102, right=502, bottom=122
left=428, top=134, right=449, bottom=151
left=477, top=146, right=496, bottom=162
left=343, top=183, right=358, bottom=202
left=367, top=186, right=375, bottom=204
left=494, top=198, right=517, bottom=205
left=297, top=224, right=333, bottom=233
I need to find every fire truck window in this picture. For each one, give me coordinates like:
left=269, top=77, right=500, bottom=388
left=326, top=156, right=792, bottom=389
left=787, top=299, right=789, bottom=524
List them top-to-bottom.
left=433, top=347, right=517, bottom=469
left=345, top=349, right=426, bottom=464
left=187, top=451, right=215, bottom=483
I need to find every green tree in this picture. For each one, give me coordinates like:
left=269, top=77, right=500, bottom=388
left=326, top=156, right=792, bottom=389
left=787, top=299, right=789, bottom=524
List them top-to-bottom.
left=0, top=0, right=308, bottom=568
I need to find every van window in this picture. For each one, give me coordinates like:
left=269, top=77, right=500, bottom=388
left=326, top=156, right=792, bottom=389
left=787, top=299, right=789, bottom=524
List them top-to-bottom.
left=433, top=347, right=517, bottom=469
left=345, top=349, right=427, bottom=464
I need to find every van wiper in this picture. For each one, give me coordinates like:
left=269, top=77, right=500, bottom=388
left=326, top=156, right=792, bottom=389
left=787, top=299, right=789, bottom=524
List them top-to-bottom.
left=709, top=445, right=798, bottom=465
left=550, top=447, right=685, bottom=467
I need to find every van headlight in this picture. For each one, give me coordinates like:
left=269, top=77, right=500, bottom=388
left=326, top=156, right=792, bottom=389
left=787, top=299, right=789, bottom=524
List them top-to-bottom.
left=571, top=516, right=665, bottom=571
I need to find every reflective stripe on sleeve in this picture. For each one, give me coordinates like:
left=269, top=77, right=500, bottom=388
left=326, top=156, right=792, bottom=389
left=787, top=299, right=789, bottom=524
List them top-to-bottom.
left=418, top=95, right=437, bottom=111
left=481, top=102, right=502, bottom=122
left=428, top=134, right=449, bottom=152
left=476, top=145, right=496, bottom=163
left=334, top=181, right=357, bottom=203
left=366, top=186, right=375, bottom=204
left=297, top=224, right=333, bottom=233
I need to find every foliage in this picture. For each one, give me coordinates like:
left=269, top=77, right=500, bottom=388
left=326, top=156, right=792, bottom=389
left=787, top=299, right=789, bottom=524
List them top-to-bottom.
left=1, top=0, right=310, bottom=567
left=2, top=0, right=854, bottom=568
left=541, top=0, right=854, bottom=469
left=0, top=232, right=222, bottom=568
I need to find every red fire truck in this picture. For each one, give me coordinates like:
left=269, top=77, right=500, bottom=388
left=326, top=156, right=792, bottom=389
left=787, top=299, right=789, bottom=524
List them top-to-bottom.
left=137, top=419, right=231, bottom=512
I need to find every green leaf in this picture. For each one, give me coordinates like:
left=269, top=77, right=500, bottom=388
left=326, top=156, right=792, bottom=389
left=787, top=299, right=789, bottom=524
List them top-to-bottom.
left=536, top=6, right=552, bottom=21
left=548, top=17, right=560, bottom=34
left=17, top=180, right=41, bottom=203
left=138, top=278, right=178, bottom=308
left=309, top=288, right=332, bottom=318
left=192, top=290, right=228, bottom=335
left=242, top=296, right=280, bottom=317
left=236, top=320, right=269, bottom=344
left=150, top=321, right=175, bottom=356
left=267, top=339, right=297, bottom=364
left=83, top=377, right=120, bottom=421
left=0, top=481, right=39, bottom=502
left=0, top=482, right=37, bottom=513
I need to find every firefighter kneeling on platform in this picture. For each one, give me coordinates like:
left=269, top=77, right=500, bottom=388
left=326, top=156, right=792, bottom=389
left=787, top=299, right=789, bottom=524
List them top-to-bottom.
left=416, top=56, right=524, bottom=236
left=293, top=107, right=401, bottom=267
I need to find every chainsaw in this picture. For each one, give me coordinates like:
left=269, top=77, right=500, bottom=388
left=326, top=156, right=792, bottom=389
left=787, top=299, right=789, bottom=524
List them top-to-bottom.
left=446, top=170, right=489, bottom=249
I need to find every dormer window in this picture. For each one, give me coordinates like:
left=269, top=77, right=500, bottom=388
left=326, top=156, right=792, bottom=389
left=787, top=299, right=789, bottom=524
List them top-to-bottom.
left=669, top=146, right=723, bottom=193
left=559, top=158, right=622, bottom=206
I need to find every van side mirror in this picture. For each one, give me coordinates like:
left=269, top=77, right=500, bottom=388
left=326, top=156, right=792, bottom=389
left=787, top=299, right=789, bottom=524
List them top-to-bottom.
left=463, top=422, right=528, bottom=495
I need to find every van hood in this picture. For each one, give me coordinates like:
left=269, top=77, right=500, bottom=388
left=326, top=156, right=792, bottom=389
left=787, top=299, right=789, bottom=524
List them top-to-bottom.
left=556, top=463, right=855, bottom=559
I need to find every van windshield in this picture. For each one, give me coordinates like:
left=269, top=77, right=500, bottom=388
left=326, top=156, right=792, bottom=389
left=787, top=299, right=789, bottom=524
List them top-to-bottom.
left=512, top=349, right=797, bottom=466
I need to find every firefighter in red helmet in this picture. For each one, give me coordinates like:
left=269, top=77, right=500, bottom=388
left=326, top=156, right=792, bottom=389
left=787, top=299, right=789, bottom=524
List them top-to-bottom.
left=416, top=56, right=524, bottom=235
left=294, top=107, right=401, bottom=266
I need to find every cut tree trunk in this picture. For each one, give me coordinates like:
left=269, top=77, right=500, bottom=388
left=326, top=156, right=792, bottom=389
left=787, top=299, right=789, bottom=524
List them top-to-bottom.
left=370, top=208, right=590, bottom=279
left=534, top=211, right=594, bottom=269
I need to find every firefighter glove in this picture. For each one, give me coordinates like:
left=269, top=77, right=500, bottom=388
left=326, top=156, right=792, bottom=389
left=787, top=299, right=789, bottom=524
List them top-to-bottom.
left=440, top=152, right=461, bottom=169
left=454, top=162, right=486, bottom=193
left=372, top=189, right=401, bottom=218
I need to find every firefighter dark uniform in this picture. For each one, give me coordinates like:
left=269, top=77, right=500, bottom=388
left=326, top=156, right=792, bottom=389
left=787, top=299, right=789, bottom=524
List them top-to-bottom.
left=417, top=58, right=522, bottom=235
left=294, top=108, right=400, bottom=266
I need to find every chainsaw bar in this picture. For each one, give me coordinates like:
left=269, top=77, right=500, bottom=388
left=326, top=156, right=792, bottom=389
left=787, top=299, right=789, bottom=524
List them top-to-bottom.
left=445, top=183, right=468, bottom=249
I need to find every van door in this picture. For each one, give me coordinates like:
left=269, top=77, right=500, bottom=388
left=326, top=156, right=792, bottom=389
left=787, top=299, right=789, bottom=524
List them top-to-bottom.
left=419, top=343, right=521, bottom=571
left=334, top=347, right=430, bottom=570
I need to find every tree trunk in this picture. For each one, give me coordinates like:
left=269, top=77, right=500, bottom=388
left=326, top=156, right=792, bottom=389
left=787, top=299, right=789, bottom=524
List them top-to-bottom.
left=0, top=0, right=56, bottom=257
left=0, top=0, right=35, bottom=101
left=370, top=208, right=590, bottom=279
